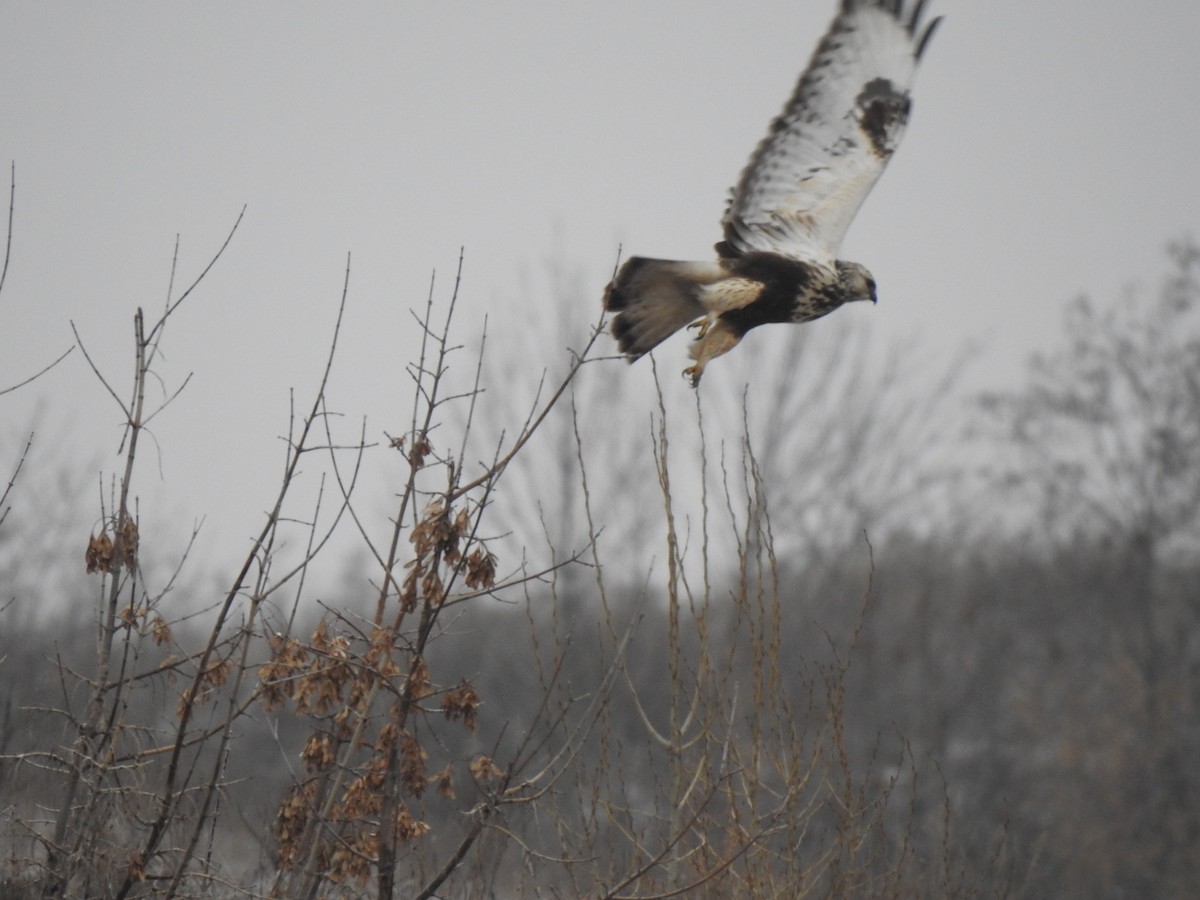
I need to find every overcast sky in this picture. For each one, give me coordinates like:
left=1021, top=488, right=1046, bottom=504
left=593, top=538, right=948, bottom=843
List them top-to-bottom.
left=3, top=2, right=1199, bottom=589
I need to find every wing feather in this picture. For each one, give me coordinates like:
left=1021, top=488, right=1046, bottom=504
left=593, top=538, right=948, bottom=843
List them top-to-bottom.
left=719, top=0, right=940, bottom=263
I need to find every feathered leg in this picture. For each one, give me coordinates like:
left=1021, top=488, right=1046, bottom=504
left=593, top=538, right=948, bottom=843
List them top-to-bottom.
left=683, top=319, right=742, bottom=386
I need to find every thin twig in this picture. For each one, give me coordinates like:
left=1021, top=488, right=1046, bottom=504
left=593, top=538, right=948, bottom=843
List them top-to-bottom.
left=0, top=161, right=13, bottom=299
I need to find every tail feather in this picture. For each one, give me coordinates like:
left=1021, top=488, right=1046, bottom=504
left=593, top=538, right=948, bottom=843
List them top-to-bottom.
left=603, top=258, right=726, bottom=359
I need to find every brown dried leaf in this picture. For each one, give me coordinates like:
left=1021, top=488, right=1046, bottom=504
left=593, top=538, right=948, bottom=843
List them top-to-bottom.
left=409, top=436, right=432, bottom=469
left=410, top=499, right=449, bottom=557
left=453, top=505, right=471, bottom=538
left=443, top=506, right=471, bottom=563
left=119, top=517, right=139, bottom=569
left=85, top=531, right=113, bottom=574
left=465, top=547, right=498, bottom=590
left=401, top=561, right=420, bottom=613
left=421, top=567, right=445, bottom=607
left=310, top=618, right=334, bottom=652
left=364, top=627, right=402, bottom=679
left=258, top=636, right=308, bottom=712
left=406, top=657, right=433, bottom=701
left=202, top=658, right=232, bottom=688
left=345, top=671, right=373, bottom=721
left=442, top=680, right=481, bottom=732
left=176, top=683, right=212, bottom=718
left=333, top=705, right=355, bottom=742
left=376, top=722, right=400, bottom=751
left=300, top=731, right=337, bottom=773
left=399, top=731, right=428, bottom=797
left=469, top=754, right=505, bottom=782
left=341, top=756, right=388, bottom=820
left=430, top=763, right=456, bottom=799
left=274, top=781, right=316, bottom=868
left=393, top=804, right=431, bottom=842
left=329, top=829, right=373, bottom=885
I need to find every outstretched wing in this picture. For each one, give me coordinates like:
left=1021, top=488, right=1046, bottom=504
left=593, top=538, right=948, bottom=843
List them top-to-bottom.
left=719, top=0, right=940, bottom=264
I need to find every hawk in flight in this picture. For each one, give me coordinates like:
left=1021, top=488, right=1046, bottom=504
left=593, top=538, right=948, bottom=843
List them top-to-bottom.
left=604, top=0, right=941, bottom=385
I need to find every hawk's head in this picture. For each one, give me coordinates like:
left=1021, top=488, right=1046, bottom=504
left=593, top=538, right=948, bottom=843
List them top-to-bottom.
left=836, top=261, right=878, bottom=305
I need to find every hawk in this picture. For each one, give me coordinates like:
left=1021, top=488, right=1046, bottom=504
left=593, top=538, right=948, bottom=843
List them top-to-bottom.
left=604, top=0, right=941, bottom=385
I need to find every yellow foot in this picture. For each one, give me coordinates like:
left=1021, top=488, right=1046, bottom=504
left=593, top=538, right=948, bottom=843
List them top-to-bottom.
left=687, top=314, right=715, bottom=339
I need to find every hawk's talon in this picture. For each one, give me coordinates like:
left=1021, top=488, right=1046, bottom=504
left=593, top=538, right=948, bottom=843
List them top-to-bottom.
left=688, top=316, right=714, bottom=340
left=682, top=365, right=703, bottom=387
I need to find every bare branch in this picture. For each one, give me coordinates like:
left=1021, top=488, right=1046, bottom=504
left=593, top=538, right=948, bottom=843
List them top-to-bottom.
left=0, top=161, right=12, bottom=299
left=0, top=344, right=74, bottom=397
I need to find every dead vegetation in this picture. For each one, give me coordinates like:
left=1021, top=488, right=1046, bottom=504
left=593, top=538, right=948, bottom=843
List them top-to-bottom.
left=4, top=172, right=1197, bottom=898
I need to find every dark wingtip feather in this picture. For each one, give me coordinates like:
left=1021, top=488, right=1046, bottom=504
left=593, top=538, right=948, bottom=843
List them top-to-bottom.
left=907, top=0, right=930, bottom=34
left=901, top=1, right=941, bottom=60
left=914, top=14, right=942, bottom=60
left=609, top=314, right=644, bottom=358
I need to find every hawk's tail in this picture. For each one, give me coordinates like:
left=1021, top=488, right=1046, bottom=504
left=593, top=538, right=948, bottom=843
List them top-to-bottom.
left=603, top=257, right=726, bottom=359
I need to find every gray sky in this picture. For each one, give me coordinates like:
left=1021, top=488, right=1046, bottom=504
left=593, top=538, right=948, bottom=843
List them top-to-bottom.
left=3, top=2, right=1199, bottom=583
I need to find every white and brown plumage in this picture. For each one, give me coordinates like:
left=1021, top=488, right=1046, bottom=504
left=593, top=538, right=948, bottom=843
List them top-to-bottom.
left=604, top=0, right=941, bottom=385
